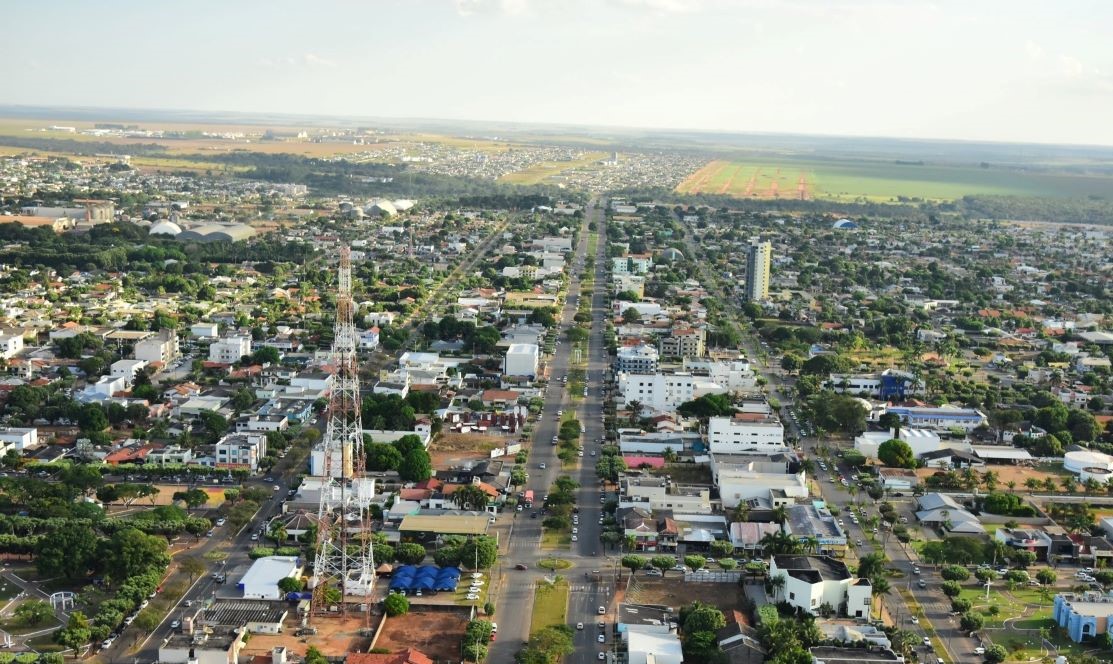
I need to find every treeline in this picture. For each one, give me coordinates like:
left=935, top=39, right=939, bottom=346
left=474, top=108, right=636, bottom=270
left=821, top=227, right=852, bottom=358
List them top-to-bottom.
left=0, top=135, right=168, bottom=156
left=611, top=186, right=1113, bottom=226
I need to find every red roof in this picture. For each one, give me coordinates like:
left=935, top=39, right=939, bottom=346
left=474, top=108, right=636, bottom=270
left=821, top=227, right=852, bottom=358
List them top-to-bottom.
left=348, top=649, right=434, bottom=664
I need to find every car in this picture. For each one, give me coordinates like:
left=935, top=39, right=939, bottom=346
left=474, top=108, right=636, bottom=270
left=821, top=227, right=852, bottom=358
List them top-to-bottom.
left=590, top=451, right=596, bottom=456
left=539, top=463, right=547, bottom=469
left=264, top=476, right=274, bottom=483
left=273, top=485, right=281, bottom=491
left=516, top=504, right=524, bottom=512
left=530, top=512, right=538, bottom=519
left=215, top=518, right=226, bottom=527
left=572, top=528, right=578, bottom=534
left=207, top=529, right=215, bottom=537
left=251, top=533, right=259, bottom=541
left=572, top=535, right=578, bottom=542
left=856, top=539, right=863, bottom=545
left=704, top=557, right=715, bottom=564
left=515, top=563, right=529, bottom=570
left=671, top=565, right=687, bottom=572
left=912, top=567, right=920, bottom=575
left=1083, top=567, right=1095, bottom=574
left=645, top=569, right=662, bottom=577
left=918, top=579, right=927, bottom=589
left=466, top=594, right=478, bottom=600
left=140, top=599, right=149, bottom=609
left=598, top=606, right=606, bottom=615
left=124, top=615, right=136, bottom=626
left=910, top=616, right=919, bottom=624
left=170, top=619, right=181, bottom=630
left=491, top=623, right=498, bottom=633
left=577, top=623, right=585, bottom=630
left=597, top=634, right=605, bottom=643
left=923, top=637, right=931, bottom=646
left=101, top=638, right=115, bottom=649
left=973, top=647, right=986, bottom=655
left=598, top=653, right=606, bottom=661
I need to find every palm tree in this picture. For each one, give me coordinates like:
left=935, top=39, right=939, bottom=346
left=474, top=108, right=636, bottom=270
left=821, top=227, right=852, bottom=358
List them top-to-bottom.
left=982, top=470, right=998, bottom=492
left=1061, top=476, right=1077, bottom=495
left=1025, top=477, right=1041, bottom=494
left=1042, top=477, right=1057, bottom=493
left=1006, top=480, right=1017, bottom=493
left=452, top=485, right=490, bottom=512
left=771, top=506, right=787, bottom=526
left=803, top=536, right=820, bottom=554
left=767, top=575, right=786, bottom=601
left=870, top=576, right=891, bottom=619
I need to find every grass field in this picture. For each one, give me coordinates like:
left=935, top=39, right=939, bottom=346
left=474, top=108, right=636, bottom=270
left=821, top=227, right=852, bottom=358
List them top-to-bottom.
left=500, top=152, right=607, bottom=185
left=676, top=158, right=1113, bottom=202
left=530, top=578, right=569, bottom=634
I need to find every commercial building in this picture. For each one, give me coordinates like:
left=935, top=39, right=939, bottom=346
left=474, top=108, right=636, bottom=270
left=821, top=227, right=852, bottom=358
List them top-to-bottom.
left=744, top=238, right=771, bottom=302
left=659, top=326, right=706, bottom=359
left=134, top=329, right=180, bottom=365
left=209, top=335, right=253, bottom=364
left=503, top=343, right=540, bottom=378
left=616, top=344, right=659, bottom=373
left=828, top=369, right=923, bottom=399
left=617, top=372, right=725, bottom=413
left=881, top=405, right=987, bottom=432
left=707, top=414, right=785, bottom=452
left=0, top=427, right=37, bottom=450
left=854, top=428, right=949, bottom=460
left=215, top=433, right=267, bottom=471
left=710, top=452, right=807, bottom=508
left=621, top=475, right=711, bottom=513
left=784, top=503, right=847, bottom=557
left=768, top=555, right=872, bottom=619
left=238, top=556, right=302, bottom=600
left=1053, top=593, right=1113, bottom=642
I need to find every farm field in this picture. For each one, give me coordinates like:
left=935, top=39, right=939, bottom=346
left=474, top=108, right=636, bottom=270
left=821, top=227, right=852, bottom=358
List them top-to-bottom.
left=500, top=151, right=607, bottom=185
left=676, top=158, right=1113, bottom=202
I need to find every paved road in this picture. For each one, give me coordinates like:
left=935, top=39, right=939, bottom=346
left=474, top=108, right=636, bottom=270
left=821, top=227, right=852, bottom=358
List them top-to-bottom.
left=489, top=201, right=609, bottom=664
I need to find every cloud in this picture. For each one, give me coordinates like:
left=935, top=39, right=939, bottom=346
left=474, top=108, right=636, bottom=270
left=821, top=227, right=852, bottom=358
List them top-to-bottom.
left=453, top=0, right=531, bottom=16
left=1024, top=40, right=1044, bottom=61
left=303, top=53, right=337, bottom=68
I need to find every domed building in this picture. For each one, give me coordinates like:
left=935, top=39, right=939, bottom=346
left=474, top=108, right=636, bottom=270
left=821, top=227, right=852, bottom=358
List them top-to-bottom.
left=149, top=220, right=182, bottom=237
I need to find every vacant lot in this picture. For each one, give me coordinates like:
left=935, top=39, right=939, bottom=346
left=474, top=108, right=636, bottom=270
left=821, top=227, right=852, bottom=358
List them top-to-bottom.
left=676, top=158, right=1113, bottom=202
left=429, top=433, right=503, bottom=467
left=625, top=577, right=746, bottom=613
left=376, top=608, right=469, bottom=661
left=245, top=614, right=376, bottom=660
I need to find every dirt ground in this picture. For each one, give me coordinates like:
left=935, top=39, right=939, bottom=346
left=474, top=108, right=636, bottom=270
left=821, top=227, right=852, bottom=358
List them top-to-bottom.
left=429, top=433, right=505, bottom=467
left=914, top=462, right=1070, bottom=489
left=103, top=484, right=227, bottom=507
left=625, top=577, right=746, bottom=613
left=374, top=609, right=469, bottom=661
left=243, top=614, right=377, bottom=660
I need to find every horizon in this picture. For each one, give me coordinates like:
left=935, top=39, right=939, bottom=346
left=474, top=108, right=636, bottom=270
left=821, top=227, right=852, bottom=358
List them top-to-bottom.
left=2, top=0, right=1111, bottom=147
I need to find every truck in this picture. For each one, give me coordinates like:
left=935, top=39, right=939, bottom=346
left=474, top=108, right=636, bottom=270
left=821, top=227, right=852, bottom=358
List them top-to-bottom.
left=523, top=490, right=534, bottom=508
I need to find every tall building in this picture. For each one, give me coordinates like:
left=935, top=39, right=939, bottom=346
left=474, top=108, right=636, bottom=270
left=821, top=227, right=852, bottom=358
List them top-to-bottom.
left=744, top=239, right=771, bottom=302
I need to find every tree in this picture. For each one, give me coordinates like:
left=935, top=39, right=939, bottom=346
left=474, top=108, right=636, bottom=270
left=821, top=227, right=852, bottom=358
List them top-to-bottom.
left=622, top=307, right=642, bottom=323
left=877, top=412, right=903, bottom=432
left=877, top=439, right=915, bottom=468
left=367, top=443, right=404, bottom=471
left=398, top=449, right=432, bottom=482
left=452, top=485, right=490, bottom=512
left=173, top=488, right=209, bottom=511
left=36, top=525, right=99, bottom=579
left=100, top=528, right=170, bottom=583
left=460, top=537, right=498, bottom=569
left=709, top=540, right=734, bottom=558
left=395, top=543, right=427, bottom=565
left=856, top=553, right=886, bottom=580
left=621, top=555, right=646, bottom=574
left=684, top=555, right=706, bottom=571
left=179, top=556, right=206, bottom=584
left=941, top=565, right=971, bottom=582
left=975, top=568, right=996, bottom=584
left=1036, top=569, right=1057, bottom=586
left=278, top=576, right=304, bottom=594
left=941, top=581, right=961, bottom=597
left=384, top=593, right=410, bottom=617
left=950, top=597, right=972, bottom=614
left=15, top=600, right=54, bottom=626
left=680, top=601, right=727, bottom=634
left=133, top=610, right=161, bottom=640
left=56, top=611, right=91, bottom=652
left=960, top=612, right=984, bottom=632
left=984, top=644, right=1007, bottom=664
left=305, top=646, right=329, bottom=664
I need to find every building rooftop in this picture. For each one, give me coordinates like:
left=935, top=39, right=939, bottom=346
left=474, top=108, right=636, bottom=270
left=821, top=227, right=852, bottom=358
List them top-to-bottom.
left=398, top=513, right=490, bottom=535
left=772, top=555, right=851, bottom=583
left=202, top=601, right=288, bottom=627
left=808, top=646, right=904, bottom=664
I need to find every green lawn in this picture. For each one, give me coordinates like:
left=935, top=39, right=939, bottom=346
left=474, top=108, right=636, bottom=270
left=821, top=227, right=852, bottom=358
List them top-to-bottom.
left=541, top=529, right=572, bottom=551
left=530, top=578, right=570, bottom=634
left=955, top=585, right=1054, bottom=629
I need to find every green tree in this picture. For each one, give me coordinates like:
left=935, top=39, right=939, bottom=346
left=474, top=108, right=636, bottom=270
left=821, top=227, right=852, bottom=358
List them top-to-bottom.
left=877, top=439, right=915, bottom=468
left=367, top=443, right=404, bottom=471
left=398, top=448, right=432, bottom=482
left=452, top=485, right=490, bottom=512
left=173, top=488, right=210, bottom=511
left=36, top=525, right=99, bottom=579
left=100, top=528, right=170, bottom=583
left=460, top=537, right=498, bottom=569
left=709, top=540, right=734, bottom=558
left=395, top=543, right=428, bottom=565
left=856, top=553, right=886, bottom=580
left=621, top=555, right=647, bottom=574
left=651, top=555, right=676, bottom=577
left=179, top=556, right=206, bottom=584
left=941, top=565, right=971, bottom=582
left=1036, top=569, right=1057, bottom=586
left=278, top=576, right=304, bottom=593
left=941, top=581, right=961, bottom=597
left=384, top=592, right=410, bottom=616
left=14, top=600, right=54, bottom=626
left=680, top=601, right=727, bottom=634
left=55, top=612, right=91, bottom=651
left=960, top=612, right=984, bottom=632
left=984, top=644, right=1007, bottom=664
left=305, top=646, right=328, bottom=664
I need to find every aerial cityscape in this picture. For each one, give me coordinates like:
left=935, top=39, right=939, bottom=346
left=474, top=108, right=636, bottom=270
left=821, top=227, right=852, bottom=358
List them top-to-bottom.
left=0, top=3, right=1111, bottom=664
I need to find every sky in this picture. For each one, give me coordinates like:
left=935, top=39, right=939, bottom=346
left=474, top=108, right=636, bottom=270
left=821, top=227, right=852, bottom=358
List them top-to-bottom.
left=3, top=0, right=1112, bottom=145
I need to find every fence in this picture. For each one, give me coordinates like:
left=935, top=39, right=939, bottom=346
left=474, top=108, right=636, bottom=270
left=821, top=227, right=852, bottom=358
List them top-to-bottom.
left=684, top=570, right=743, bottom=583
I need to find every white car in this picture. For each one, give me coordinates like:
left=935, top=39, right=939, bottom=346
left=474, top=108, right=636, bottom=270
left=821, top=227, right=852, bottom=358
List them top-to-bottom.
left=215, top=518, right=226, bottom=526
left=572, top=528, right=578, bottom=534
left=571, top=535, right=578, bottom=542
left=466, top=594, right=479, bottom=600
left=598, top=606, right=606, bottom=614
left=911, top=616, right=919, bottom=624
left=170, top=619, right=181, bottom=630
left=491, top=623, right=498, bottom=633
left=577, top=623, right=585, bottom=630
left=597, top=634, right=605, bottom=643
left=101, top=638, right=115, bottom=649
left=973, top=647, right=985, bottom=655
left=598, top=653, right=606, bottom=661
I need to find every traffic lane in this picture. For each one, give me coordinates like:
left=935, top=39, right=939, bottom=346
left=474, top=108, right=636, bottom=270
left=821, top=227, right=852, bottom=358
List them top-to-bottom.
left=570, top=579, right=610, bottom=664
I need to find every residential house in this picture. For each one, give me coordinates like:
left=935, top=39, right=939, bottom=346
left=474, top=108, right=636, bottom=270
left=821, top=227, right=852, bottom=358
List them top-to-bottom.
left=768, top=555, right=872, bottom=619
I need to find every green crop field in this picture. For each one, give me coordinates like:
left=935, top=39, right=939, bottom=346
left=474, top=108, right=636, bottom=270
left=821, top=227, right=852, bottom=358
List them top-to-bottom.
left=676, top=158, right=1113, bottom=202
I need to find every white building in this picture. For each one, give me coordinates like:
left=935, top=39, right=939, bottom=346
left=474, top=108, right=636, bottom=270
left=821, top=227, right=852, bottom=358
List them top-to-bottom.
left=745, top=239, right=772, bottom=302
left=612, top=255, right=652, bottom=275
left=190, top=322, right=220, bottom=338
left=360, top=327, right=380, bottom=349
left=134, top=329, right=179, bottom=365
left=0, top=332, right=23, bottom=359
left=209, top=335, right=253, bottom=364
left=503, top=343, right=540, bottom=378
left=616, top=344, right=659, bottom=373
left=682, top=358, right=758, bottom=392
left=110, top=359, right=148, bottom=383
left=828, top=369, right=924, bottom=400
left=616, top=372, right=726, bottom=412
left=880, top=405, right=987, bottom=432
left=707, top=414, right=785, bottom=452
left=0, top=427, right=37, bottom=450
left=854, top=428, right=953, bottom=459
left=215, top=433, right=267, bottom=471
left=710, top=452, right=807, bottom=508
left=769, top=555, right=872, bottom=619
left=240, top=556, right=302, bottom=600
left=625, top=624, right=683, bottom=664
